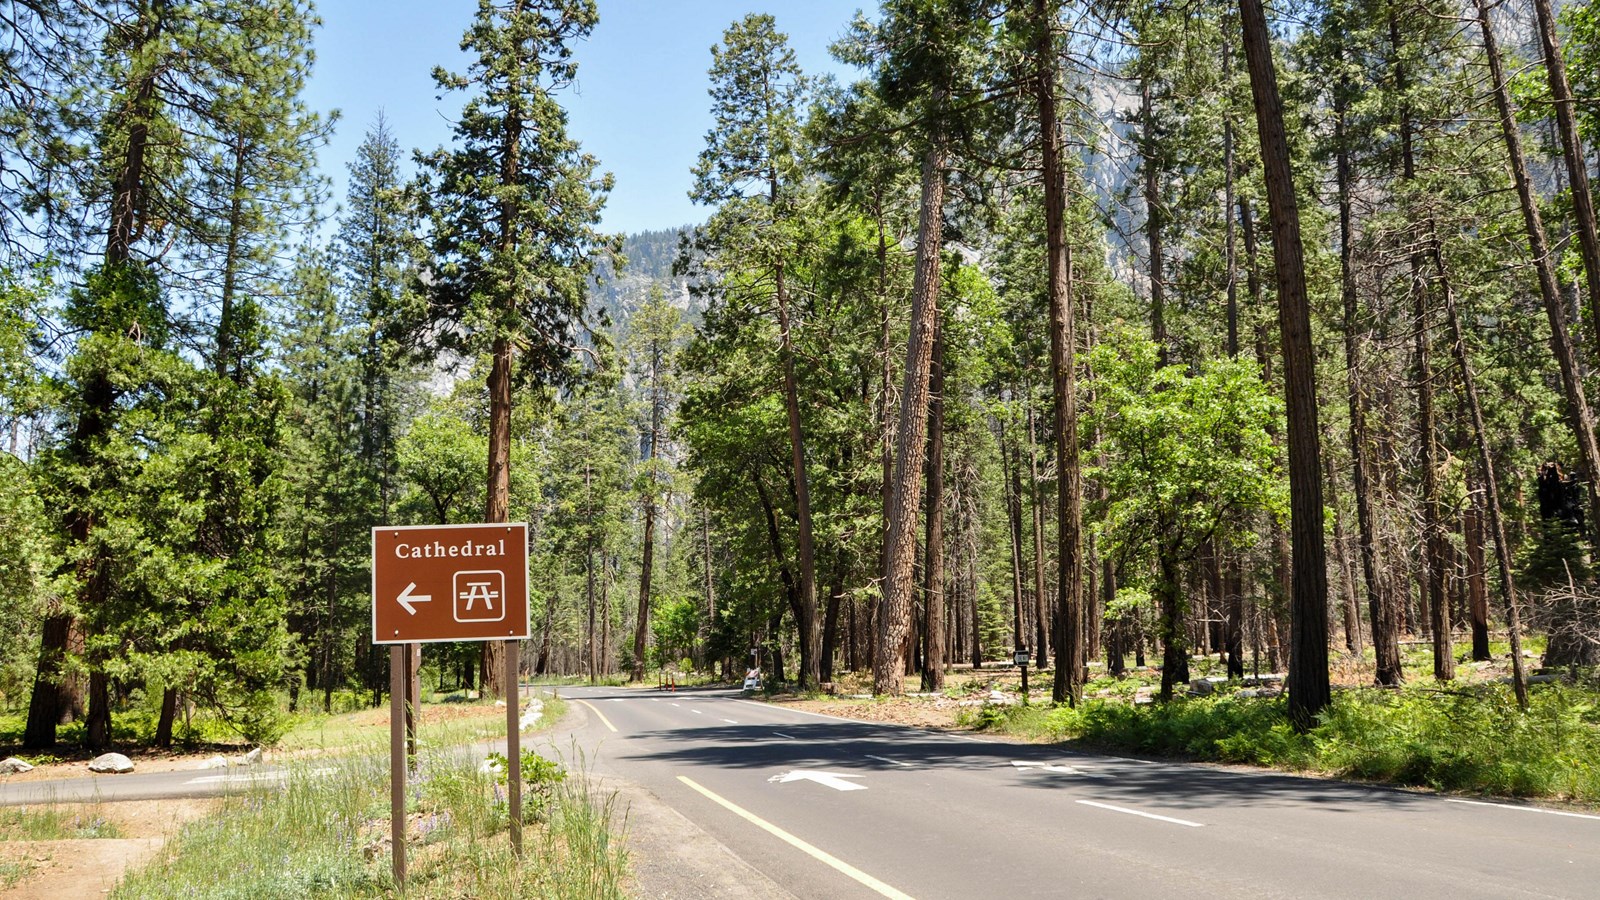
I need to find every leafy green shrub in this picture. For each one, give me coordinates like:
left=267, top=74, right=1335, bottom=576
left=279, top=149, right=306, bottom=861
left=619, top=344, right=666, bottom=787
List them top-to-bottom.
left=977, top=684, right=1600, bottom=801
left=486, top=749, right=567, bottom=821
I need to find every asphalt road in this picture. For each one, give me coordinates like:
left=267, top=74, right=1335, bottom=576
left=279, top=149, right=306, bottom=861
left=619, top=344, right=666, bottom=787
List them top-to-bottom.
left=536, top=685, right=1600, bottom=900
left=4, top=687, right=1595, bottom=899
left=0, top=763, right=311, bottom=804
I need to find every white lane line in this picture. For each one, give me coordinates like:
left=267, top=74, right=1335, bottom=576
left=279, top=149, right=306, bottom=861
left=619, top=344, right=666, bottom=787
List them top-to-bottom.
left=575, top=699, right=618, bottom=733
left=672, top=702, right=681, bottom=707
left=692, top=709, right=704, bottom=715
left=722, top=718, right=738, bottom=724
left=773, top=732, right=796, bottom=740
left=866, top=755, right=914, bottom=768
left=185, top=768, right=335, bottom=785
left=678, top=776, right=916, bottom=900
left=1446, top=798, right=1600, bottom=821
left=1077, top=799, right=1203, bottom=828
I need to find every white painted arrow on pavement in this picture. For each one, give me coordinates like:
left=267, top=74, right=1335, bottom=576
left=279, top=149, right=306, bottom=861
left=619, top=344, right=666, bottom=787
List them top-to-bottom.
left=396, top=582, right=432, bottom=615
left=1011, top=760, right=1106, bottom=777
left=768, top=769, right=867, bottom=791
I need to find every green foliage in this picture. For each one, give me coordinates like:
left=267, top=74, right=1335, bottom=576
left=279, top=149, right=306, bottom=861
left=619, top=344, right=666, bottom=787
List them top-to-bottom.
left=416, top=0, right=615, bottom=379
left=650, top=596, right=704, bottom=668
left=973, top=686, right=1600, bottom=800
left=486, top=748, right=568, bottom=821
left=113, top=752, right=623, bottom=899
left=0, top=805, right=123, bottom=840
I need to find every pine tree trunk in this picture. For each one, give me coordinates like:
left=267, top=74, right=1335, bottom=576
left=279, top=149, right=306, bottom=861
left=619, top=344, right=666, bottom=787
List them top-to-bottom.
left=1036, top=0, right=1085, bottom=703
left=1240, top=0, right=1331, bottom=729
left=1475, top=0, right=1600, bottom=541
left=1531, top=0, right=1600, bottom=350
left=1393, top=19, right=1452, bottom=681
left=1335, top=62, right=1402, bottom=685
left=1142, top=79, right=1168, bottom=365
left=874, top=135, right=946, bottom=696
left=1433, top=241, right=1530, bottom=706
left=774, top=261, right=820, bottom=689
left=922, top=323, right=947, bottom=691
left=481, top=333, right=511, bottom=699
left=1026, top=398, right=1050, bottom=671
left=1006, top=428, right=1026, bottom=654
left=1322, top=438, right=1362, bottom=656
left=1465, top=498, right=1490, bottom=662
left=632, top=499, right=655, bottom=680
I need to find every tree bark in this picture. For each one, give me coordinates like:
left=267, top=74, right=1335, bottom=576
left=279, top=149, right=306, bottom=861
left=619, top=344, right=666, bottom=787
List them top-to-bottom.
left=1036, top=0, right=1085, bottom=703
left=1240, top=0, right=1331, bottom=729
left=1475, top=0, right=1600, bottom=540
left=1531, top=0, right=1600, bottom=352
left=1392, top=16, right=1451, bottom=681
left=1334, top=59, right=1401, bottom=685
left=1141, top=79, right=1168, bottom=366
left=874, top=134, right=946, bottom=696
left=1433, top=241, right=1530, bottom=706
left=774, top=260, right=821, bottom=689
left=922, top=322, right=947, bottom=691
left=631, top=337, right=665, bottom=682
left=1026, top=396, right=1050, bottom=671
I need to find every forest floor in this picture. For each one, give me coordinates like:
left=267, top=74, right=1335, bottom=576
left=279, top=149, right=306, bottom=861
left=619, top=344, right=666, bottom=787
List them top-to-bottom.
left=762, top=647, right=1539, bottom=733
left=0, top=700, right=508, bottom=899
left=0, top=799, right=214, bottom=900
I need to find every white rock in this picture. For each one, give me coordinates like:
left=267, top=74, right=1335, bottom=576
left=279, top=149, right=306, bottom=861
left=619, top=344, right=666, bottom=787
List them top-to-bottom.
left=495, top=699, right=507, bottom=708
left=244, top=747, right=263, bottom=765
left=88, top=753, right=134, bottom=774
left=196, top=755, right=228, bottom=770
left=0, top=757, right=34, bottom=774
left=478, top=758, right=503, bottom=775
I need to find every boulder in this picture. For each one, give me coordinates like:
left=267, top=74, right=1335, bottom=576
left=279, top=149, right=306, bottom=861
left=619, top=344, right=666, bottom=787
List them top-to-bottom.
left=88, top=753, right=134, bottom=774
left=196, top=755, right=229, bottom=770
left=0, top=757, right=34, bottom=774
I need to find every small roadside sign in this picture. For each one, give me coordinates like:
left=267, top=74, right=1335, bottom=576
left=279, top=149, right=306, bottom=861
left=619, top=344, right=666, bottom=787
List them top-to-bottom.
left=371, top=523, right=530, bottom=644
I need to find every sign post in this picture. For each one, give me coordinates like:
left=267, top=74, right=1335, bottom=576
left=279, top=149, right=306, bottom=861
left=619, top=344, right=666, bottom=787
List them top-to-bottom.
left=373, top=523, right=531, bottom=890
left=1014, top=647, right=1031, bottom=700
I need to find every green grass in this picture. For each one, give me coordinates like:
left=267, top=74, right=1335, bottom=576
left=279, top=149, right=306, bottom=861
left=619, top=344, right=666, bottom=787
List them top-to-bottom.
left=965, top=683, right=1600, bottom=801
left=111, top=691, right=626, bottom=899
left=276, top=700, right=508, bottom=755
left=0, top=804, right=124, bottom=840
left=0, top=858, right=27, bottom=890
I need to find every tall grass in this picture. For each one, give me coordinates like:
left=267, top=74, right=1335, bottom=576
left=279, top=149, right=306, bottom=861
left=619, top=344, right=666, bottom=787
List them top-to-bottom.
left=968, top=684, right=1600, bottom=801
left=112, top=693, right=626, bottom=899
left=0, top=804, right=124, bottom=840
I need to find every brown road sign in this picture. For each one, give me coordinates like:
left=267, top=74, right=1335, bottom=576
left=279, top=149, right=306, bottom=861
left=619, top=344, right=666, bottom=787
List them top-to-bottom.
left=372, top=523, right=530, bottom=644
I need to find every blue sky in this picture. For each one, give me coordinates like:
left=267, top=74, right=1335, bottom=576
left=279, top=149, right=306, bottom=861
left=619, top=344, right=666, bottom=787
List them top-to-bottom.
left=303, top=1, right=869, bottom=236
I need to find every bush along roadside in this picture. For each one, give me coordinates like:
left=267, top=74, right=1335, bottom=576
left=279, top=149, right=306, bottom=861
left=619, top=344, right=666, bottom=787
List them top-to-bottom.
left=962, top=684, right=1600, bottom=802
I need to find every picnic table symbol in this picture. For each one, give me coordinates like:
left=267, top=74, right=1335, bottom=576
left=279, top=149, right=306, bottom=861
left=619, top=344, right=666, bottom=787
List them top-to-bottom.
left=453, top=570, right=506, bottom=623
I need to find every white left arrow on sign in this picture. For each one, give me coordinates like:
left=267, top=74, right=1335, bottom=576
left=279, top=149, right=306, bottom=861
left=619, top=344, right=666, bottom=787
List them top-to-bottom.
left=397, top=582, right=433, bottom=615
left=768, top=769, right=867, bottom=792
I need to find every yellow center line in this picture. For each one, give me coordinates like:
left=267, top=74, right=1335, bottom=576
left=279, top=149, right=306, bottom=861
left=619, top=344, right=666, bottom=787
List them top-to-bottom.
left=574, top=698, right=618, bottom=733
left=676, top=775, right=916, bottom=900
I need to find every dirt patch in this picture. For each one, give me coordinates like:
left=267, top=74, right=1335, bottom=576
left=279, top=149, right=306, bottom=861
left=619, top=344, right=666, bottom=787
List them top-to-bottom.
left=0, top=799, right=214, bottom=900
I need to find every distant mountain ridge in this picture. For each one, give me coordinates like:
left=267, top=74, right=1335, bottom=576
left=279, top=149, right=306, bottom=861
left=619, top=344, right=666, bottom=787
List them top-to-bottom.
left=590, top=226, right=697, bottom=326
